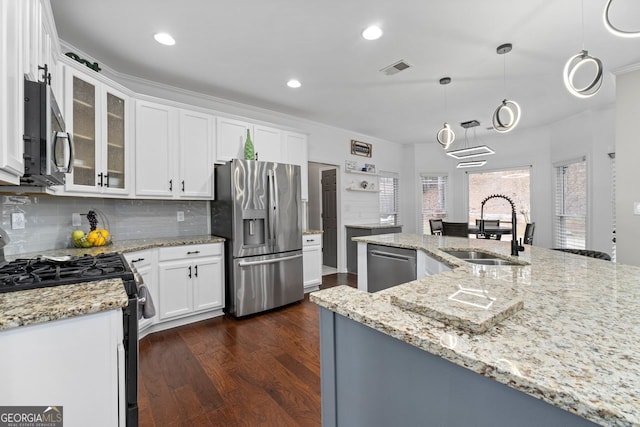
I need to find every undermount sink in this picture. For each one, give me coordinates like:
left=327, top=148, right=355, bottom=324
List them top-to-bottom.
left=441, top=249, right=526, bottom=266
left=442, top=250, right=497, bottom=260
left=463, top=258, right=521, bottom=266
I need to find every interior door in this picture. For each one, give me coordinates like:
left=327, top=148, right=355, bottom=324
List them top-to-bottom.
left=322, top=169, right=337, bottom=268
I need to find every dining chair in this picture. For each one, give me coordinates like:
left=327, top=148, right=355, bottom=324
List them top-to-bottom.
left=429, top=219, right=443, bottom=235
left=475, top=219, right=500, bottom=240
left=442, top=221, right=470, bottom=238
left=523, top=222, right=535, bottom=245
left=552, top=248, right=611, bottom=261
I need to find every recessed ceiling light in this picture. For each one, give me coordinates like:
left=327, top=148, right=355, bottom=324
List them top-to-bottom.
left=362, top=25, right=383, bottom=40
left=154, top=33, right=175, bottom=46
left=287, top=79, right=302, bottom=88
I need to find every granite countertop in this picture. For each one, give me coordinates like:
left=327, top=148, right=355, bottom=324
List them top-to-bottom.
left=345, top=223, right=403, bottom=229
left=304, top=229, right=323, bottom=235
left=310, top=233, right=640, bottom=426
left=8, top=234, right=225, bottom=260
left=1, top=235, right=226, bottom=332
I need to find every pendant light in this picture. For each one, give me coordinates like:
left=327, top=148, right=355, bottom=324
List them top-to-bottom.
left=564, top=0, right=603, bottom=98
left=603, top=0, right=640, bottom=38
left=492, top=43, right=521, bottom=133
left=436, top=77, right=456, bottom=149
left=446, top=121, right=494, bottom=168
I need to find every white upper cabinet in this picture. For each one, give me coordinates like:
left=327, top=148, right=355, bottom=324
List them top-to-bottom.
left=0, top=0, right=25, bottom=184
left=63, top=67, right=130, bottom=195
left=135, top=100, right=214, bottom=199
left=135, top=100, right=175, bottom=198
left=178, top=109, right=214, bottom=199
left=216, top=117, right=250, bottom=162
left=215, top=119, right=284, bottom=164
left=252, top=124, right=282, bottom=163
left=283, top=131, right=309, bottom=201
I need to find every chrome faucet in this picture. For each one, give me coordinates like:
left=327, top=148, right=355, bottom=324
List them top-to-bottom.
left=480, top=194, right=524, bottom=256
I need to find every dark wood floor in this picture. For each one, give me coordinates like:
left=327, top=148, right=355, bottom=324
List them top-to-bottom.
left=138, top=273, right=357, bottom=427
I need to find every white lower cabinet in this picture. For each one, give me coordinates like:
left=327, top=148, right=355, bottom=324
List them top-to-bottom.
left=303, top=233, right=322, bottom=292
left=157, top=243, right=224, bottom=322
left=0, top=309, right=123, bottom=427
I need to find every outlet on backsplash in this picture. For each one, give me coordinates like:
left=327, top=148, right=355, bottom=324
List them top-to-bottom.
left=177, top=211, right=185, bottom=222
left=11, top=213, right=25, bottom=230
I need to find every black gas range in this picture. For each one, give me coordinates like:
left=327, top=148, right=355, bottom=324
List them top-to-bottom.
left=0, top=252, right=139, bottom=426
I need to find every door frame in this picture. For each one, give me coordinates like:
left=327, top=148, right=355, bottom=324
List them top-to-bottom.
left=316, top=163, right=343, bottom=272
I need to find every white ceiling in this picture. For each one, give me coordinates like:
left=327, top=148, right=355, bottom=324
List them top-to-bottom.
left=50, top=0, right=640, bottom=145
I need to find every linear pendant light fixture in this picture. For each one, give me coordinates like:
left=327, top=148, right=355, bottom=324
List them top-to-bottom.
left=564, top=0, right=603, bottom=98
left=603, top=0, right=640, bottom=38
left=492, top=43, right=521, bottom=133
left=436, top=77, right=456, bottom=149
left=447, top=120, right=494, bottom=168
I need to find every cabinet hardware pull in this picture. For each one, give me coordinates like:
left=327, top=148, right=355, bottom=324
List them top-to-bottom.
left=98, top=172, right=104, bottom=187
left=105, top=173, right=110, bottom=187
left=169, top=179, right=173, bottom=191
left=181, top=180, right=185, bottom=192
left=306, top=239, right=314, bottom=242
left=187, top=251, right=200, bottom=255
left=131, top=258, right=144, bottom=263
left=195, top=265, right=198, bottom=277
left=188, top=266, right=192, bottom=278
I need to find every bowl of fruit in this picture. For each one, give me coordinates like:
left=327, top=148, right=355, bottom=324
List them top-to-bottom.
left=72, top=209, right=112, bottom=248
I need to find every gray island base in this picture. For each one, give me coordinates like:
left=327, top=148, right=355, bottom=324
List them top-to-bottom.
left=311, top=234, right=640, bottom=426
left=320, top=308, right=595, bottom=427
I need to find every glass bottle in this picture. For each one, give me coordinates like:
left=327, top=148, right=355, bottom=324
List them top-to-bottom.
left=244, top=129, right=255, bottom=160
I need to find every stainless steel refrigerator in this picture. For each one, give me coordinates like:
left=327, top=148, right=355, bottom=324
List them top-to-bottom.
left=211, top=159, right=303, bottom=317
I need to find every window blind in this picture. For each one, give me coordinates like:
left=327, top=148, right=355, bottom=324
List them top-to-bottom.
left=610, top=153, right=616, bottom=262
left=554, top=158, right=587, bottom=249
left=379, top=173, right=399, bottom=225
left=420, top=174, right=448, bottom=234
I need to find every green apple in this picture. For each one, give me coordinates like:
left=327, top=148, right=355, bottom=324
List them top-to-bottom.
left=71, top=230, right=85, bottom=240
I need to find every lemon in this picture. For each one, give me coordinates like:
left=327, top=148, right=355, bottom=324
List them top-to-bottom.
left=87, top=230, right=108, bottom=246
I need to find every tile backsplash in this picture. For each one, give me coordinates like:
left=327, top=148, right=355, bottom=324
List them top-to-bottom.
left=1, top=194, right=209, bottom=256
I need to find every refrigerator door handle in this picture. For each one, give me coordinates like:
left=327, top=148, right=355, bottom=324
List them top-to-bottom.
left=267, top=169, right=276, bottom=249
left=238, top=253, right=303, bottom=267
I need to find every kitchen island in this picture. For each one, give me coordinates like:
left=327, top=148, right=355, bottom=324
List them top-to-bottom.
left=310, top=234, right=640, bottom=426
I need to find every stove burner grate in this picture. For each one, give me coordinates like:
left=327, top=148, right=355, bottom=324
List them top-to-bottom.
left=0, top=253, right=134, bottom=294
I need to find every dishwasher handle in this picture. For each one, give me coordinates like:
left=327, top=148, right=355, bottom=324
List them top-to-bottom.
left=369, top=249, right=415, bottom=262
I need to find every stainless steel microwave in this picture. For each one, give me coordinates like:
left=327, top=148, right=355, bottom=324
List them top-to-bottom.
left=22, top=77, right=73, bottom=186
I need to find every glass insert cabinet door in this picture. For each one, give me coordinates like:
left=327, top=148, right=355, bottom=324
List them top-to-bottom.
left=69, top=71, right=127, bottom=191
left=71, top=76, right=97, bottom=187
left=106, top=92, right=125, bottom=189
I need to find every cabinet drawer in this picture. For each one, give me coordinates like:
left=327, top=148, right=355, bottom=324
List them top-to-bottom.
left=303, top=234, right=322, bottom=247
left=158, top=243, right=222, bottom=261
left=124, top=249, right=153, bottom=268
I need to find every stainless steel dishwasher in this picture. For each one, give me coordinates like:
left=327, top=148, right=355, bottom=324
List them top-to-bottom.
left=367, top=244, right=417, bottom=292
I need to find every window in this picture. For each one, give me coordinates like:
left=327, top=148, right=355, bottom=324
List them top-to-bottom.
left=554, top=158, right=587, bottom=249
left=467, top=168, right=531, bottom=241
left=379, top=173, right=399, bottom=225
left=420, top=174, right=448, bottom=234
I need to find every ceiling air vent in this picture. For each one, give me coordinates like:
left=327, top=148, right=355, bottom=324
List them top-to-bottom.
left=380, top=60, right=411, bottom=76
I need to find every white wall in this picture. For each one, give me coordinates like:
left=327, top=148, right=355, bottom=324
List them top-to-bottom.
left=615, top=67, right=640, bottom=266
